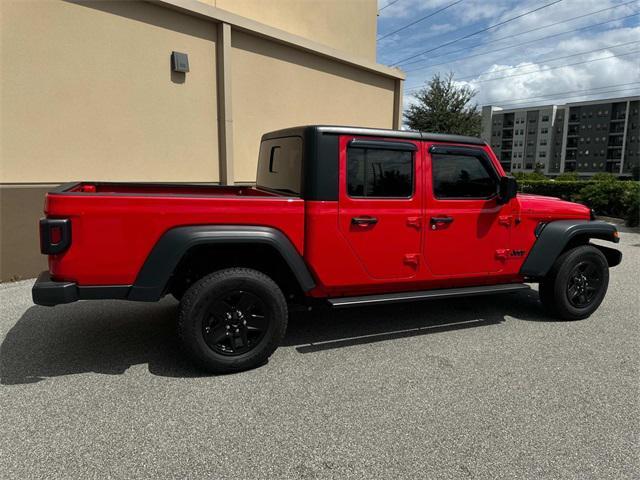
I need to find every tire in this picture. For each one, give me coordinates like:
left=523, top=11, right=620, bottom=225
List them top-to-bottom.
left=538, top=245, right=609, bottom=320
left=178, top=268, right=288, bottom=373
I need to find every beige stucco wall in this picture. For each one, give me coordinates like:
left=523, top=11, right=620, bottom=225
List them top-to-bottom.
left=0, top=0, right=400, bottom=281
left=1, top=0, right=219, bottom=183
left=206, top=0, right=377, bottom=61
left=230, top=30, right=396, bottom=181
left=0, top=186, right=49, bottom=281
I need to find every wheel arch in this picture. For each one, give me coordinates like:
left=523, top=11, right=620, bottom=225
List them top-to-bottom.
left=520, top=220, right=621, bottom=278
left=128, top=226, right=315, bottom=301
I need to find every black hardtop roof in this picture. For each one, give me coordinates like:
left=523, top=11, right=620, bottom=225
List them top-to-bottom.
left=261, top=125, right=486, bottom=146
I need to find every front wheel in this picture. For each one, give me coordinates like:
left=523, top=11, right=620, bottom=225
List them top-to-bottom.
left=539, top=245, right=609, bottom=320
left=178, top=268, right=288, bottom=373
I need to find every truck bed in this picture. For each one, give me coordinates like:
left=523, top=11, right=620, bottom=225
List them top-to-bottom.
left=57, top=181, right=282, bottom=197
left=44, top=182, right=305, bottom=286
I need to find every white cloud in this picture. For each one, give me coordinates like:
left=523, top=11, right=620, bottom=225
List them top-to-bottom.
left=378, top=0, right=470, bottom=19
left=388, top=1, right=640, bottom=109
left=455, top=27, right=640, bottom=106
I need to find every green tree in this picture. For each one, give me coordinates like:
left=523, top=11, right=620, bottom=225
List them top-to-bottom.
left=404, top=72, right=481, bottom=136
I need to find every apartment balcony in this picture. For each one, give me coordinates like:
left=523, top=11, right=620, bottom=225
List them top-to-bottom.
left=609, top=123, right=625, bottom=134
left=607, top=149, right=622, bottom=160
left=564, top=161, right=577, bottom=172
left=605, top=162, right=621, bottom=173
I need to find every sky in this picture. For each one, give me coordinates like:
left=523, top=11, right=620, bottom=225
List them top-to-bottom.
left=376, top=0, right=640, bottom=111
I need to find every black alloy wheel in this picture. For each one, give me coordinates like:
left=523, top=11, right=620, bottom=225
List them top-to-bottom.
left=538, top=245, right=609, bottom=320
left=565, top=260, right=603, bottom=308
left=178, top=268, right=288, bottom=373
left=202, top=290, right=269, bottom=356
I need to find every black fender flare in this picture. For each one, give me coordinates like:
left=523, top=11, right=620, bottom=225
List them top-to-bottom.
left=519, top=220, right=620, bottom=278
left=128, top=225, right=316, bottom=301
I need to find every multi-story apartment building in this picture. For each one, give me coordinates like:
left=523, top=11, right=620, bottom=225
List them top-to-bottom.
left=482, top=96, right=640, bottom=178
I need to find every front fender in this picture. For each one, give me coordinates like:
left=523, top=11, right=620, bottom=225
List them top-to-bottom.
left=520, top=220, right=620, bottom=278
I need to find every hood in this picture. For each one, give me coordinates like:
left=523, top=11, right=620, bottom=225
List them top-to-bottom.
left=517, top=193, right=591, bottom=219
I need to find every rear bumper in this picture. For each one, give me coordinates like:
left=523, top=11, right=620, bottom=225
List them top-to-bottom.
left=32, top=271, right=130, bottom=306
left=32, top=271, right=78, bottom=306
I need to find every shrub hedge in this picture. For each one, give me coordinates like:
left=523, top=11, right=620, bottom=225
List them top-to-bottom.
left=517, top=178, right=640, bottom=227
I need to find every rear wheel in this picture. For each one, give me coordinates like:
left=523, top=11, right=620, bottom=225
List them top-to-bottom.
left=539, top=245, right=609, bottom=320
left=178, top=268, right=287, bottom=373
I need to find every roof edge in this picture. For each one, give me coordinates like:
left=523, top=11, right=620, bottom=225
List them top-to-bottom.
left=149, top=0, right=405, bottom=80
left=262, top=125, right=486, bottom=146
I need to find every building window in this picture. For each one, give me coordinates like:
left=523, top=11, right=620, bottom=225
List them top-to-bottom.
left=542, top=115, right=549, bottom=122
left=541, top=128, right=548, bottom=134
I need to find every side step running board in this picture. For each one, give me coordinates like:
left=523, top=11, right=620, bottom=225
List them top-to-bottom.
left=328, top=283, right=530, bottom=308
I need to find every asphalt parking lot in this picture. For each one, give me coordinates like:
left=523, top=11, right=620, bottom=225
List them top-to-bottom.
left=1, top=230, right=638, bottom=479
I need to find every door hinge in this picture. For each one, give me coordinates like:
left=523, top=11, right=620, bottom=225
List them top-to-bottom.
left=498, top=215, right=512, bottom=226
left=406, top=216, right=422, bottom=229
left=495, top=249, right=511, bottom=260
left=404, top=253, right=420, bottom=267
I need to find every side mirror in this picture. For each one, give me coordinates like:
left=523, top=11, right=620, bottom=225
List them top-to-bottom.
left=498, top=176, right=518, bottom=204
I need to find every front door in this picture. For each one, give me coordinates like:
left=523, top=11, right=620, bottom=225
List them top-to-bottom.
left=338, top=136, right=423, bottom=280
left=424, top=145, right=510, bottom=276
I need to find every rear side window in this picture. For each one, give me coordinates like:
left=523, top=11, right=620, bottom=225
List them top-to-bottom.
left=256, top=136, right=303, bottom=195
left=347, top=148, right=413, bottom=198
left=432, top=153, right=497, bottom=199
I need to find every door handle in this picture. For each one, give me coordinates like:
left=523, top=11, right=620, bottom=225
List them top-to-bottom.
left=351, top=216, right=378, bottom=226
left=430, top=216, right=454, bottom=224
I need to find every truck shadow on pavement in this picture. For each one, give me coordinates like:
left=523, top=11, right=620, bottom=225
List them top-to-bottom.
left=285, top=288, right=546, bottom=353
left=1, top=289, right=547, bottom=385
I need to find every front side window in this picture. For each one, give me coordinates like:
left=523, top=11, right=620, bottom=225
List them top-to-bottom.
left=347, top=148, right=413, bottom=198
left=432, top=152, right=498, bottom=199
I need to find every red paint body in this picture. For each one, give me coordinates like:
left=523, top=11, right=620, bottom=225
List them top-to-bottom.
left=43, top=135, right=591, bottom=298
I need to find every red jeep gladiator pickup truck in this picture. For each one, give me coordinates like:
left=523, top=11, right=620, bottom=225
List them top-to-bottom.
left=33, top=125, right=622, bottom=373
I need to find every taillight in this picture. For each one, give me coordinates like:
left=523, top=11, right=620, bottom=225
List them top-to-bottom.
left=40, top=218, right=71, bottom=255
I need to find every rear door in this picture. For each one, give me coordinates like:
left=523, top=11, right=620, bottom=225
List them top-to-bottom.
left=338, top=136, right=423, bottom=280
left=424, top=145, right=510, bottom=276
